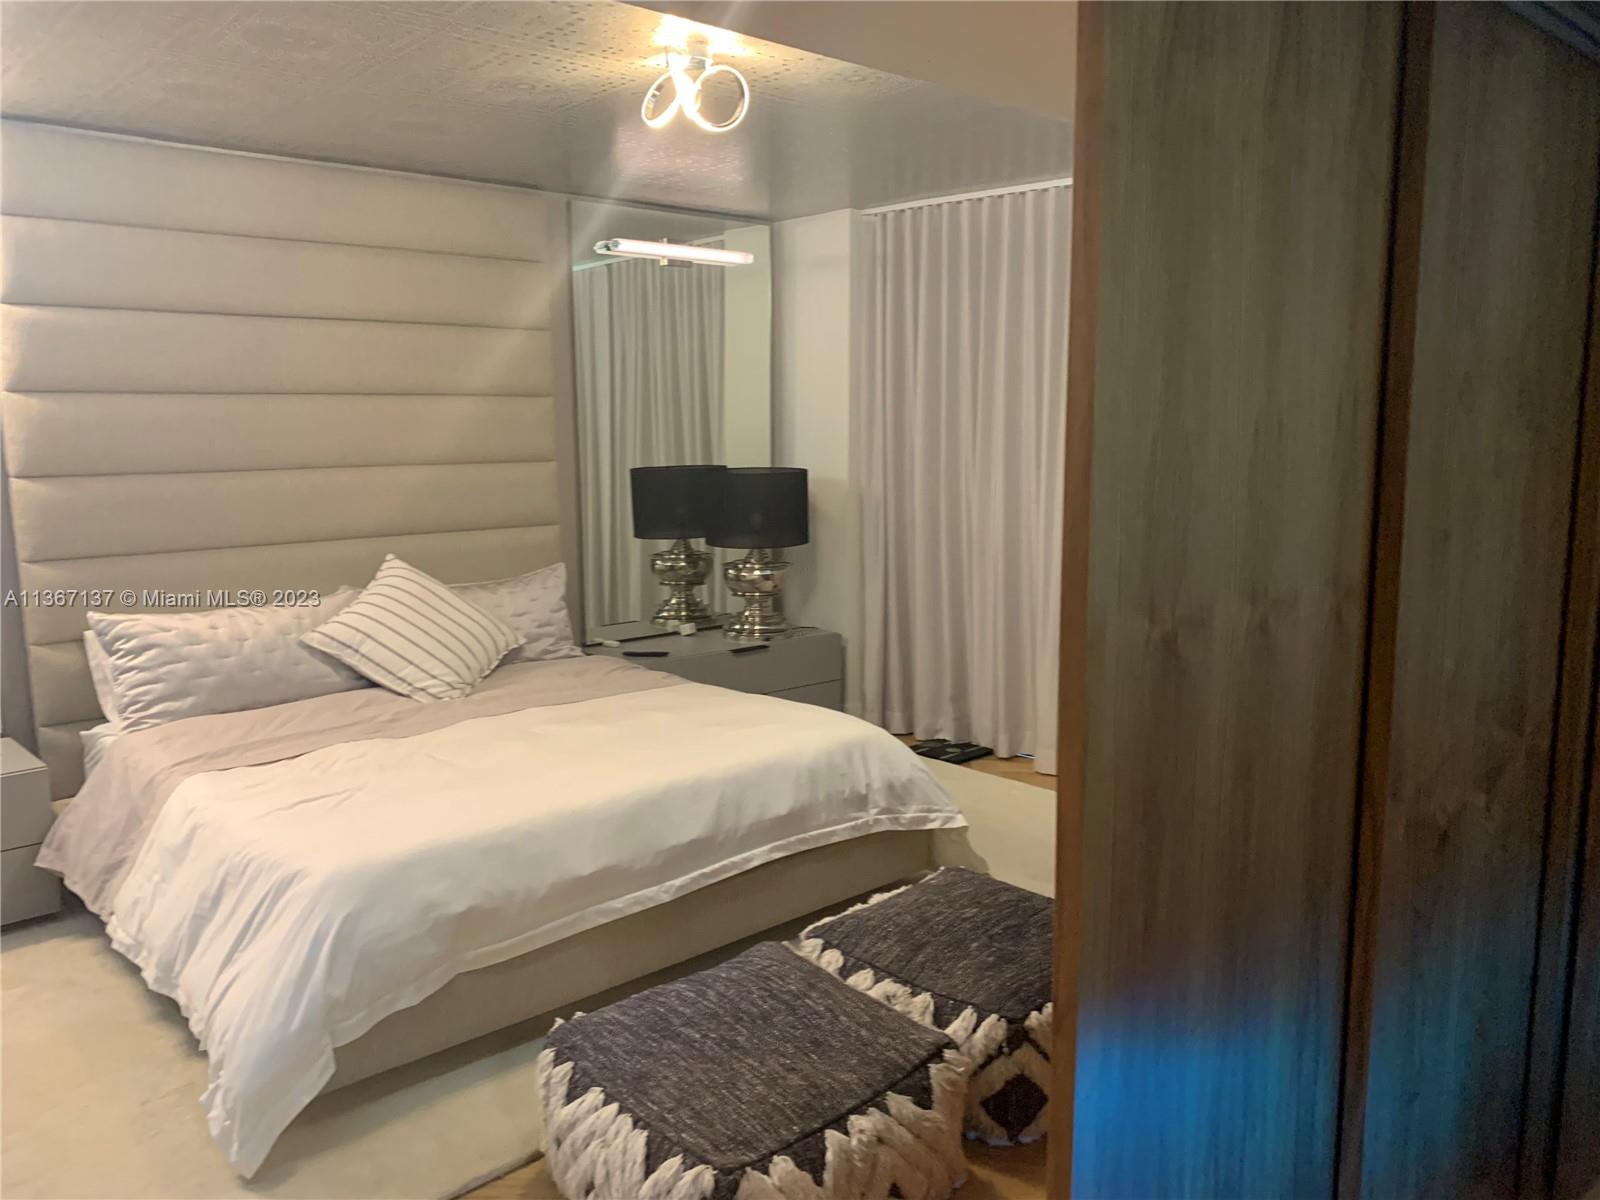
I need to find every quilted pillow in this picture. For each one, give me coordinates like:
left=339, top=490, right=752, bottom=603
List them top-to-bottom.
left=302, top=556, right=520, bottom=701
left=452, top=562, right=581, bottom=664
left=86, top=590, right=368, bottom=733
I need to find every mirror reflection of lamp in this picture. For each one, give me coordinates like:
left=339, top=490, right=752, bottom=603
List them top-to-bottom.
left=630, top=465, right=728, bottom=627
left=708, top=468, right=809, bottom=642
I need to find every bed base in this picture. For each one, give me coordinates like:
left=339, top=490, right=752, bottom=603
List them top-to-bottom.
left=325, top=830, right=937, bottom=1090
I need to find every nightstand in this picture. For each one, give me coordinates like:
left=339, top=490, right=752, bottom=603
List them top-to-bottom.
left=587, top=627, right=844, bottom=709
left=2, top=738, right=61, bottom=926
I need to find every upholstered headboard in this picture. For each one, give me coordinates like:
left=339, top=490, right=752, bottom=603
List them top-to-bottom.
left=0, top=121, right=578, bottom=796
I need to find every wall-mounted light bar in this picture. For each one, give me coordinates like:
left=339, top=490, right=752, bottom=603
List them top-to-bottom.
left=593, top=238, right=755, bottom=267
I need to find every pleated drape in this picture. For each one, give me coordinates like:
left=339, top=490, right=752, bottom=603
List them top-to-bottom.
left=854, top=187, right=1070, bottom=772
left=574, top=257, right=726, bottom=630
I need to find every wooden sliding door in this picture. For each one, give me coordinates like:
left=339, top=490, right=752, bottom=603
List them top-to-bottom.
left=1054, top=3, right=1600, bottom=1198
left=1056, top=4, right=1402, bottom=1196
left=1351, top=7, right=1600, bottom=1197
left=1549, top=221, right=1600, bottom=1200
left=1555, top=674, right=1600, bottom=1199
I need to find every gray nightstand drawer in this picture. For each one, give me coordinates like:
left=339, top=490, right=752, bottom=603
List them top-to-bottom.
left=588, top=628, right=844, bottom=700
left=652, top=635, right=840, bottom=694
left=770, top=680, right=844, bottom=710
left=1, top=739, right=52, bottom=851
left=2, top=845, right=61, bottom=925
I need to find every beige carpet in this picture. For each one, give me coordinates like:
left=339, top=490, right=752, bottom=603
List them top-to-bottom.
left=1, top=911, right=547, bottom=1200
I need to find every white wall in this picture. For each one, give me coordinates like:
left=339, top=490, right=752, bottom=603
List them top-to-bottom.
left=772, top=209, right=861, bottom=711
left=721, top=224, right=773, bottom=465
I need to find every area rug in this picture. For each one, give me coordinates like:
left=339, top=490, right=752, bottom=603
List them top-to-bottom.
left=924, top=758, right=1056, bottom=897
left=1, top=911, right=546, bottom=1199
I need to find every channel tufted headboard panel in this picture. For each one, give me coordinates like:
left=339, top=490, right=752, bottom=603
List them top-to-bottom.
left=0, top=121, right=577, bottom=796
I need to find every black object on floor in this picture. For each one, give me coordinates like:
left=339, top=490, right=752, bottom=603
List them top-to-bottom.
left=910, top=739, right=994, bottom=764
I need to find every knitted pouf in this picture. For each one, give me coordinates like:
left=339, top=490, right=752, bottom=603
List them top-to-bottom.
left=792, top=867, right=1053, bottom=1145
left=537, top=941, right=972, bottom=1200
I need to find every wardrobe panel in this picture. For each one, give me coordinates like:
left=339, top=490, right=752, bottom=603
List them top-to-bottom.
left=1074, top=3, right=1399, bottom=1195
left=1358, top=6, right=1600, bottom=1198
left=1534, top=103, right=1600, bottom=1200
left=1556, top=698, right=1600, bottom=1199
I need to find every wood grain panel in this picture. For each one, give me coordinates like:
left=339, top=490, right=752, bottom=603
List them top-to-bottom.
left=1048, top=0, right=1101, bottom=1193
left=1074, top=4, right=1399, bottom=1195
left=1336, top=6, right=1435, bottom=1196
left=1358, top=6, right=1600, bottom=1197
left=1526, top=106, right=1600, bottom=1200
left=1555, top=682, right=1600, bottom=1199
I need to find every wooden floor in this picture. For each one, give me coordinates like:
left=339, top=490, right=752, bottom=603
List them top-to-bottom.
left=943, top=749, right=1056, bottom=793
left=466, top=751, right=1053, bottom=1200
left=470, top=1137, right=1047, bottom=1198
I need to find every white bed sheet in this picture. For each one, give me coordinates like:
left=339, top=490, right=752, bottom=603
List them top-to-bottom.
left=100, top=680, right=964, bottom=1175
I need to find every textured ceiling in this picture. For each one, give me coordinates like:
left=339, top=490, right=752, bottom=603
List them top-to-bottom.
left=0, top=1, right=1072, bottom=220
left=640, top=1, right=1076, bottom=121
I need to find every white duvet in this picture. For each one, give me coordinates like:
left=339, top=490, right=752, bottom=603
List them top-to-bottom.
left=95, top=678, right=963, bottom=1175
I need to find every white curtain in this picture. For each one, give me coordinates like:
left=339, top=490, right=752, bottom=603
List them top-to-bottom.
left=854, top=186, right=1070, bottom=773
left=574, top=258, right=726, bottom=630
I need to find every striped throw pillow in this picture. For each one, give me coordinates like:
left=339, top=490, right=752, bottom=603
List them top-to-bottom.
left=302, top=556, right=521, bottom=701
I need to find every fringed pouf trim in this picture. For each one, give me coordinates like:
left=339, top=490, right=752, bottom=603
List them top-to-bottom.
left=538, top=1028, right=973, bottom=1200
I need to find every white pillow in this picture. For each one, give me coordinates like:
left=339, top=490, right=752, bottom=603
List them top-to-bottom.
left=302, top=556, right=520, bottom=701
left=453, top=562, right=581, bottom=664
left=86, top=590, right=369, bottom=732
left=83, top=631, right=123, bottom=726
left=79, top=722, right=121, bottom=777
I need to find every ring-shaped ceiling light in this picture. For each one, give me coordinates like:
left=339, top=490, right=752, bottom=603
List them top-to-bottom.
left=641, top=50, right=750, bottom=134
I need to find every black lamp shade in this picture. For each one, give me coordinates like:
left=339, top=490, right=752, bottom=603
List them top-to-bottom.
left=631, top=465, right=727, bottom=540
left=708, top=467, right=809, bottom=549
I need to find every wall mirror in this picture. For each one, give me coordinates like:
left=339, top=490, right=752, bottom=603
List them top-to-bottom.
left=569, top=198, right=772, bottom=638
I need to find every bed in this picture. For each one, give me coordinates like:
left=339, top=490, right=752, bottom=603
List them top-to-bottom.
left=0, top=124, right=963, bottom=1179
left=38, top=653, right=962, bottom=1174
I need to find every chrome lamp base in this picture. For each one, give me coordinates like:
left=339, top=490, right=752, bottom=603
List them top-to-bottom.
left=649, top=537, right=713, bottom=626
left=722, top=548, right=790, bottom=640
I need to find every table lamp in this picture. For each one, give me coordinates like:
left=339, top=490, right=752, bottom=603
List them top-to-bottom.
left=630, top=465, right=727, bottom=626
left=708, top=467, right=809, bottom=640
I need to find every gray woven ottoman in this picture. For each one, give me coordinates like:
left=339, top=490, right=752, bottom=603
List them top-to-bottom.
left=792, top=867, right=1053, bottom=1146
left=536, top=941, right=972, bottom=1200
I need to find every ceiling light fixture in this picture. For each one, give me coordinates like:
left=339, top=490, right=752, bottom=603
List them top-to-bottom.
left=641, top=49, right=750, bottom=134
left=594, top=238, right=755, bottom=267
